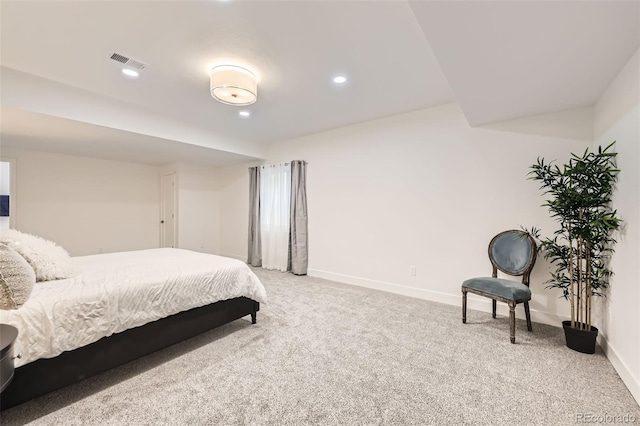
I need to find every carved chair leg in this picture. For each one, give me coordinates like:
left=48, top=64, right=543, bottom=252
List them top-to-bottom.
left=462, top=290, right=467, bottom=324
left=492, top=299, right=497, bottom=319
left=524, top=301, right=532, bottom=332
left=509, top=302, right=516, bottom=344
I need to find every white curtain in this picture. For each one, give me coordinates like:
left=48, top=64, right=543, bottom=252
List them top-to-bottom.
left=260, top=164, right=291, bottom=271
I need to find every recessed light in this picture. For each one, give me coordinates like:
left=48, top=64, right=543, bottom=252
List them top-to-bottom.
left=122, top=68, right=139, bottom=78
left=333, top=76, right=347, bottom=84
left=239, top=111, right=250, bottom=117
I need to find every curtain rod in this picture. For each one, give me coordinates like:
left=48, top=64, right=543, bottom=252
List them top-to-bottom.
left=248, top=160, right=307, bottom=170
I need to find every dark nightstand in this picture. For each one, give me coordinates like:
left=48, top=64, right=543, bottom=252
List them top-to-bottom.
left=1, top=324, right=19, bottom=393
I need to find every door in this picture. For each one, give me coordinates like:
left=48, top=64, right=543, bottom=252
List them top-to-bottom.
left=160, top=173, right=176, bottom=248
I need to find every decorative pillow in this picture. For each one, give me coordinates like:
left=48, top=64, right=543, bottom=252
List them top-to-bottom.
left=0, top=229, right=75, bottom=282
left=0, top=243, right=36, bottom=309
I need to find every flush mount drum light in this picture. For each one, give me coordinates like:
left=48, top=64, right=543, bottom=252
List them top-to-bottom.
left=209, top=65, right=257, bottom=106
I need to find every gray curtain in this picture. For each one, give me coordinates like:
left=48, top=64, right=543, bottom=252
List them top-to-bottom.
left=288, top=160, right=308, bottom=275
left=247, top=167, right=262, bottom=267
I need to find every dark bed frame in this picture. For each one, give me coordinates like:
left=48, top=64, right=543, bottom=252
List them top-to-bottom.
left=0, top=296, right=259, bottom=410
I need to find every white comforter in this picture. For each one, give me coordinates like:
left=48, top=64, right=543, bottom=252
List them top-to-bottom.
left=0, top=248, right=267, bottom=367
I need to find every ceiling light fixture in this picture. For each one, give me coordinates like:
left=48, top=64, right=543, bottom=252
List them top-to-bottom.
left=210, top=65, right=257, bottom=106
left=122, top=68, right=139, bottom=78
left=333, top=75, right=347, bottom=84
left=239, top=111, right=250, bottom=117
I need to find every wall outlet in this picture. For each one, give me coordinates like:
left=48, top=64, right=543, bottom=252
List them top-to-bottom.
left=409, top=266, right=416, bottom=276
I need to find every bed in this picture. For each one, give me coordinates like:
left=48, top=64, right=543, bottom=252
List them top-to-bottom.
left=0, top=248, right=267, bottom=410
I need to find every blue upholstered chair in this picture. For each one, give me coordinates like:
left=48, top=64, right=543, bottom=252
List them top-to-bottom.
left=461, top=230, right=537, bottom=344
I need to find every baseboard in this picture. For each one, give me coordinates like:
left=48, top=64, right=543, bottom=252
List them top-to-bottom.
left=220, top=253, right=247, bottom=262
left=307, top=269, right=567, bottom=328
left=597, top=334, right=640, bottom=404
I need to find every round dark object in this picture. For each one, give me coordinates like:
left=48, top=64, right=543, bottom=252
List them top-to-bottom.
left=1, top=324, right=19, bottom=393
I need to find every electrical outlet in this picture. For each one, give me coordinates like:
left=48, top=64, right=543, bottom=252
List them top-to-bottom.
left=409, top=266, right=416, bottom=276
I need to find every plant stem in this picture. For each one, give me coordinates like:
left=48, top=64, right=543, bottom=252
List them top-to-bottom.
left=577, top=236, right=582, bottom=329
left=569, top=239, right=575, bottom=328
left=586, top=243, right=591, bottom=331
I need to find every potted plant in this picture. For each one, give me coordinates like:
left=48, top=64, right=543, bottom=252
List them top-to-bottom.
left=526, top=142, right=622, bottom=354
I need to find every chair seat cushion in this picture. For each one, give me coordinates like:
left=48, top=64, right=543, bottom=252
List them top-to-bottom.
left=462, top=277, right=531, bottom=301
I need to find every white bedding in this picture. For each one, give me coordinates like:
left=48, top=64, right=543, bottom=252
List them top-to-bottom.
left=0, top=248, right=267, bottom=367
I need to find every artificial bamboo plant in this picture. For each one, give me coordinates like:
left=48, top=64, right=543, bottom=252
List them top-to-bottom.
left=527, top=142, right=622, bottom=331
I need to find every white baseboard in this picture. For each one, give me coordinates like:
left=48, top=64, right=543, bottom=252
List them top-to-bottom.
left=220, top=252, right=247, bottom=262
left=307, top=269, right=567, bottom=328
left=597, top=334, right=640, bottom=404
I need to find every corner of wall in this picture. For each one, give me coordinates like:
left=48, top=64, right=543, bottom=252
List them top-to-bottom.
left=592, top=46, right=640, bottom=405
left=594, top=48, right=640, bottom=140
left=480, top=106, right=594, bottom=142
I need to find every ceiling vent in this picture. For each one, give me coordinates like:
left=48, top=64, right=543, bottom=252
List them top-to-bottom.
left=109, top=52, right=147, bottom=70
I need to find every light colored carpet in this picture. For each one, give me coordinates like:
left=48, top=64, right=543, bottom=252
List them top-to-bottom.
left=1, top=268, right=639, bottom=425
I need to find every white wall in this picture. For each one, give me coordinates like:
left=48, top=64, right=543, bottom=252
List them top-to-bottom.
left=593, top=48, right=640, bottom=402
left=219, top=102, right=593, bottom=325
left=0, top=147, right=223, bottom=257
left=0, top=148, right=161, bottom=256
left=218, top=161, right=260, bottom=260
left=175, top=162, right=222, bottom=255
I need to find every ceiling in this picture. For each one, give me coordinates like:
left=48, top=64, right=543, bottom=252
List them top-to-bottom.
left=1, top=1, right=638, bottom=166
left=409, top=1, right=640, bottom=126
left=0, top=107, right=257, bottom=166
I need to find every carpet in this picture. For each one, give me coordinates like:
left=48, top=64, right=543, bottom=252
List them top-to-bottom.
left=2, top=268, right=639, bottom=425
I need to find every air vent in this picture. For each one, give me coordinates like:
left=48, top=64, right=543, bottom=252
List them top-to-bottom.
left=109, top=52, right=147, bottom=70
left=110, top=52, right=129, bottom=64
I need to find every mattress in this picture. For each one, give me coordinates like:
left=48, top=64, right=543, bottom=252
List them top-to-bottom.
left=0, top=248, right=267, bottom=367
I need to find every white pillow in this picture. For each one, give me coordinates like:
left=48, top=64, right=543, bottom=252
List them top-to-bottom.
left=0, top=229, right=75, bottom=282
left=0, top=243, right=36, bottom=309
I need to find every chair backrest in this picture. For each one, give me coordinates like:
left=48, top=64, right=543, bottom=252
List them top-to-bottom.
left=488, top=230, right=537, bottom=285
